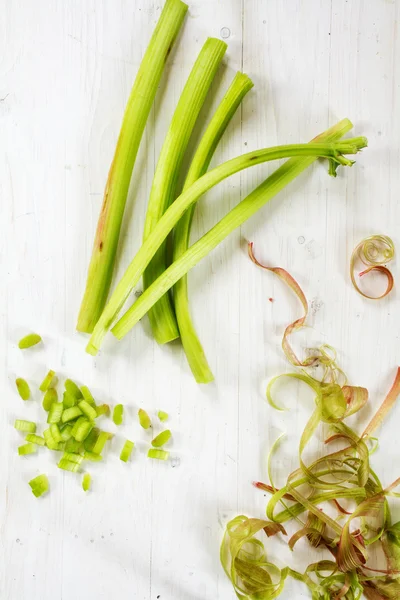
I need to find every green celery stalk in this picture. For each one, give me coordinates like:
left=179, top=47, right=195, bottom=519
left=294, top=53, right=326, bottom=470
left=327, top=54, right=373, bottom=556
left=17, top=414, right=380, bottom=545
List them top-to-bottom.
left=76, top=0, right=188, bottom=333
left=142, top=37, right=227, bottom=344
left=172, top=71, right=253, bottom=383
left=112, top=120, right=361, bottom=346
left=87, top=128, right=365, bottom=355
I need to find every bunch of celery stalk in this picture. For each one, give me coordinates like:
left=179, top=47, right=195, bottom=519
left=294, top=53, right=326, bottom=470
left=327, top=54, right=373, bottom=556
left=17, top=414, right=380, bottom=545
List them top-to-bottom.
left=77, top=0, right=367, bottom=383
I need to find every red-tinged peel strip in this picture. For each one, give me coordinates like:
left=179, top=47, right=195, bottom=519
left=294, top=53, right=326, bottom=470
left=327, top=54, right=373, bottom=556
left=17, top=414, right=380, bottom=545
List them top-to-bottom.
left=350, top=234, right=395, bottom=300
left=248, top=242, right=311, bottom=367
left=249, top=243, right=346, bottom=382
left=359, top=265, right=394, bottom=298
left=362, top=367, right=400, bottom=438
left=253, top=481, right=296, bottom=502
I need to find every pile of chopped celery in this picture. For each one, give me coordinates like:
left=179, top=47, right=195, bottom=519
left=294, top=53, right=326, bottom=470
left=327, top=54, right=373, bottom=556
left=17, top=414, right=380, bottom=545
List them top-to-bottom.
left=75, top=0, right=367, bottom=384
left=15, top=336, right=172, bottom=497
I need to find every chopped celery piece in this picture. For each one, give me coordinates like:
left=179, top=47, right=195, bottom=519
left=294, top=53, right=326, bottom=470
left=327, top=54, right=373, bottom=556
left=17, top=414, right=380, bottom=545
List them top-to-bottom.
left=77, top=0, right=189, bottom=334
left=142, top=37, right=227, bottom=344
left=173, top=72, right=253, bottom=383
left=88, top=131, right=365, bottom=354
left=18, top=333, right=42, bottom=349
left=39, top=369, right=56, bottom=392
left=15, top=378, right=30, bottom=401
left=64, top=379, right=83, bottom=400
left=81, top=385, right=96, bottom=406
left=42, top=388, right=58, bottom=411
left=63, top=391, right=77, bottom=408
left=78, top=400, right=97, bottom=421
left=47, top=402, right=63, bottom=424
left=96, top=404, right=110, bottom=417
left=113, top=404, right=124, bottom=426
left=62, top=406, right=83, bottom=423
left=138, top=408, right=151, bottom=429
left=158, top=410, right=169, bottom=422
left=70, top=417, right=85, bottom=437
left=71, top=417, right=93, bottom=442
left=14, top=419, right=36, bottom=433
left=75, top=422, right=93, bottom=443
left=50, top=424, right=62, bottom=443
left=60, top=425, right=73, bottom=442
left=84, top=427, right=100, bottom=451
left=43, top=428, right=63, bottom=450
left=43, top=428, right=54, bottom=444
left=151, top=429, right=171, bottom=447
left=92, top=431, right=110, bottom=455
left=26, top=434, right=45, bottom=446
left=65, top=438, right=82, bottom=453
left=120, top=440, right=134, bottom=462
left=18, top=442, right=37, bottom=456
left=147, top=449, right=169, bottom=461
left=83, top=451, right=103, bottom=462
left=62, top=452, right=84, bottom=465
left=58, top=458, right=81, bottom=473
left=82, top=473, right=91, bottom=492
left=29, top=474, right=49, bottom=497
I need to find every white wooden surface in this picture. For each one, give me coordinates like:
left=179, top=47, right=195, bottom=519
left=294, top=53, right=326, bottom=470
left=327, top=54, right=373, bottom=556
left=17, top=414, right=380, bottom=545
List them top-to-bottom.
left=1, top=1, right=400, bottom=598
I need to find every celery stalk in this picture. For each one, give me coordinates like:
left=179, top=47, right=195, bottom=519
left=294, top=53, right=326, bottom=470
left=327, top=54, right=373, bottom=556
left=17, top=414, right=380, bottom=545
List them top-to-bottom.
left=76, top=0, right=188, bottom=333
left=142, top=37, right=227, bottom=344
left=172, top=71, right=254, bottom=383
left=112, top=120, right=360, bottom=345
left=87, top=129, right=365, bottom=355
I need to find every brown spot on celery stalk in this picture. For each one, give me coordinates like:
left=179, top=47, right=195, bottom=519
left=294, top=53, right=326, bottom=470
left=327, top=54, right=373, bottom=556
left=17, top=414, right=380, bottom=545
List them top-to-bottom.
left=165, top=42, right=173, bottom=60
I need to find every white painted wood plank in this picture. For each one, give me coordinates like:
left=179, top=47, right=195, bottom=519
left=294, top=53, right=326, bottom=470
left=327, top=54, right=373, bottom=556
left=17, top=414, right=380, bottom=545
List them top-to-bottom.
left=0, top=1, right=399, bottom=599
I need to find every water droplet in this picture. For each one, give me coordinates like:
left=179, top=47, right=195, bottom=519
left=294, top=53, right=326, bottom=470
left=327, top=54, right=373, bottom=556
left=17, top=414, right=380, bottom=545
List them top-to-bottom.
left=263, top=20, right=266, bottom=24
left=220, top=27, right=230, bottom=39
left=297, top=236, right=305, bottom=245
left=171, top=456, right=181, bottom=468
left=16, top=538, right=20, bottom=543
left=90, top=539, right=94, bottom=543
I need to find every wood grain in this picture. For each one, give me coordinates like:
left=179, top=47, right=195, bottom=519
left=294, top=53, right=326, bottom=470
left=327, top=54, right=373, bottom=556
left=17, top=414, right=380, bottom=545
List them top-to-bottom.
left=0, top=1, right=399, bottom=598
